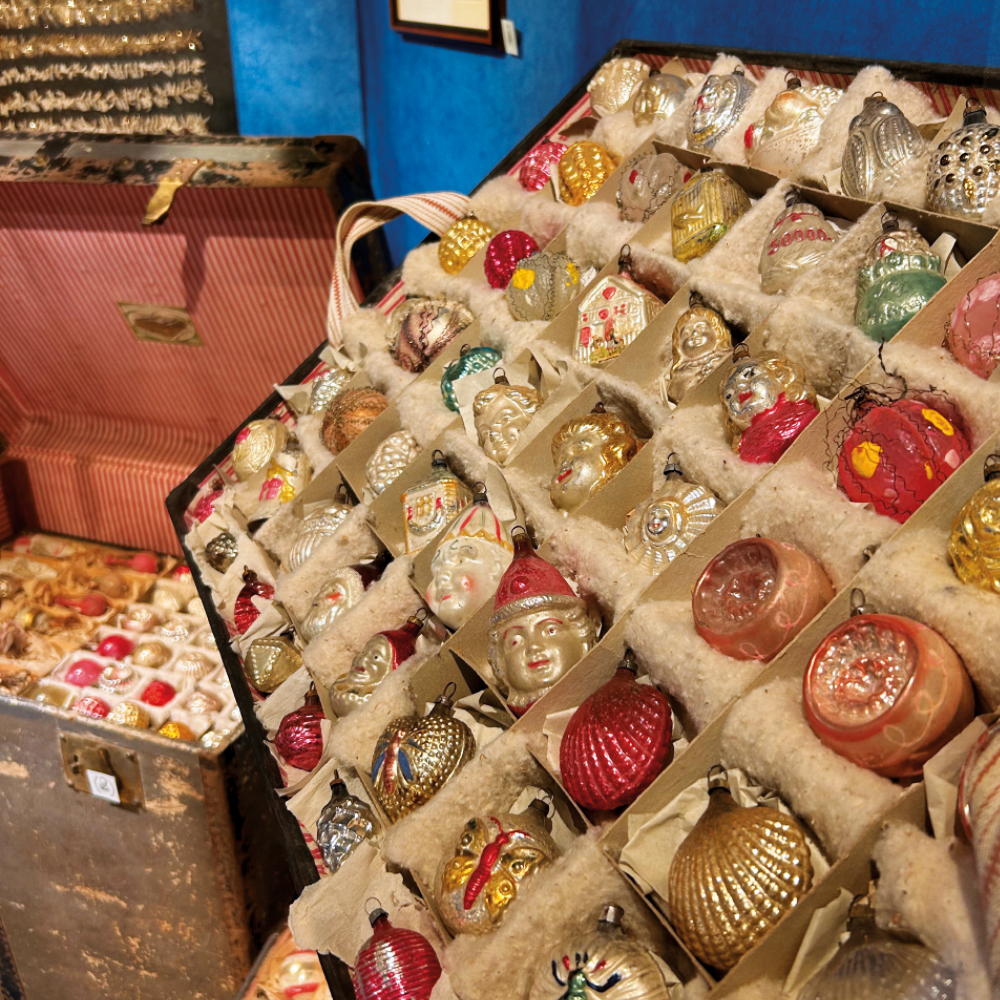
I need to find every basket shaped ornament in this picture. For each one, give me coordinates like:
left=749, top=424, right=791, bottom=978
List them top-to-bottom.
left=352, top=908, right=441, bottom=1000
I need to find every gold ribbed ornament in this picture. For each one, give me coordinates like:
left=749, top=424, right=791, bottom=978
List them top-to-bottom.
left=558, top=141, right=619, bottom=206
left=670, top=169, right=751, bottom=263
left=438, top=216, right=495, bottom=274
left=321, top=386, right=388, bottom=453
left=232, top=419, right=289, bottom=481
left=948, top=457, right=1000, bottom=594
left=244, top=636, right=302, bottom=694
left=107, top=701, right=151, bottom=729
left=158, top=721, right=195, bottom=741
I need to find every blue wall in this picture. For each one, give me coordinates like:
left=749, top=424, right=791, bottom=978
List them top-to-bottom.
left=229, top=0, right=1000, bottom=266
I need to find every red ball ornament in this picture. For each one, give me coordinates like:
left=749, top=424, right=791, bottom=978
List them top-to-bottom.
left=518, top=138, right=568, bottom=192
left=484, top=230, right=540, bottom=290
left=838, top=395, right=971, bottom=523
left=106, top=552, right=159, bottom=574
left=234, top=568, right=275, bottom=635
left=55, top=593, right=109, bottom=617
left=97, top=634, right=135, bottom=660
left=559, top=652, right=672, bottom=810
left=65, top=658, right=104, bottom=687
left=141, top=679, right=176, bottom=707
left=274, top=686, right=325, bottom=771
left=73, top=695, right=111, bottom=718
left=353, top=909, right=441, bottom=1000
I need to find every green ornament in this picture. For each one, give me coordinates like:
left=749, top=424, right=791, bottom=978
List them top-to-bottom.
left=440, top=345, right=503, bottom=412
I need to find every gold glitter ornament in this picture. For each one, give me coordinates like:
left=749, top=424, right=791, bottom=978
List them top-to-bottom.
left=587, top=57, right=650, bottom=118
left=558, top=141, right=619, bottom=206
left=671, top=167, right=752, bottom=263
left=438, top=216, right=495, bottom=274
left=321, top=386, right=388, bottom=454
left=232, top=419, right=289, bottom=481
left=948, top=453, right=1000, bottom=593
left=244, top=636, right=302, bottom=694
left=132, top=640, right=171, bottom=668
left=108, top=701, right=151, bottom=729
left=158, top=721, right=195, bottom=741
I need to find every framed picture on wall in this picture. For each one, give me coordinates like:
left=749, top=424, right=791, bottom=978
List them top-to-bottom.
left=390, top=0, right=501, bottom=46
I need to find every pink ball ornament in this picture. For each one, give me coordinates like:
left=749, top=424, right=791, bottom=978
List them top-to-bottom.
left=518, top=138, right=568, bottom=192
left=484, top=230, right=540, bottom=290
left=946, top=272, right=1000, bottom=378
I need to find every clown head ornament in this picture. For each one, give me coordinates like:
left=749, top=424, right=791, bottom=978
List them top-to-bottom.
left=688, top=67, right=755, bottom=152
left=667, top=293, right=733, bottom=404
left=473, top=370, right=543, bottom=466
left=426, top=491, right=513, bottom=630
left=488, top=529, right=600, bottom=714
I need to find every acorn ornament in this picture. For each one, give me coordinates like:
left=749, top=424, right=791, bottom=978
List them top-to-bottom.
left=588, top=57, right=650, bottom=118
left=632, top=70, right=687, bottom=126
left=842, top=92, right=924, bottom=200
left=927, top=97, right=1000, bottom=219
left=519, top=138, right=568, bottom=192
left=558, top=141, right=618, bottom=206
left=438, top=215, right=494, bottom=274
left=484, top=230, right=539, bottom=290
left=506, top=250, right=582, bottom=322
left=945, top=270, right=1000, bottom=378
left=390, top=297, right=474, bottom=373
left=440, top=344, right=503, bottom=412
left=321, top=387, right=388, bottom=454
left=949, top=453, right=1000, bottom=593
left=205, top=532, right=238, bottom=573
left=233, top=568, right=275, bottom=634
left=244, top=635, right=302, bottom=694
left=274, top=685, right=325, bottom=772
left=352, top=908, right=442, bottom=1000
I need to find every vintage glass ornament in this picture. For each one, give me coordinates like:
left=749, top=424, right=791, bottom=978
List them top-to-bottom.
left=588, top=57, right=650, bottom=117
left=688, top=68, right=755, bottom=152
left=632, top=70, right=687, bottom=126
left=745, top=75, right=842, bottom=175
left=842, top=92, right=925, bottom=200
left=927, top=98, right=1000, bottom=219
left=519, top=138, right=568, bottom=192
left=558, top=141, right=618, bottom=206
left=617, top=150, right=685, bottom=223
left=671, top=167, right=752, bottom=263
left=759, top=192, right=840, bottom=295
left=856, top=214, right=946, bottom=343
left=438, top=215, right=494, bottom=274
left=484, top=230, right=540, bottom=290
left=506, top=250, right=581, bottom=322
left=945, top=271, right=1000, bottom=378
left=667, top=293, right=732, bottom=404
left=390, top=296, right=474, bottom=373
left=440, top=344, right=503, bottom=412
left=720, top=346, right=819, bottom=464
left=308, top=368, right=351, bottom=415
left=473, top=369, right=543, bottom=466
left=322, top=386, right=388, bottom=454
left=837, top=393, right=970, bottom=522
left=550, top=404, right=638, bottom=513
left=232, top=419, right=289, bottom=482
left=366, top=430, right=420, bottom=496
left=259, top=444, right=311, bottom=505
left=401, top=450, right=473, bottom=554
left=949, top=454, right=1000, bottom=593
left=623, top=457, right=726, bottom=572
left=191, top=483, right=223, bottom=523
left=426, top=491, right=513, bottom=630
left=286, top=494, right=354, bottom=572
left=488, top=528, right=601, bottom=715
left=204, top=532, right=238, bottom=573
left=693, top=537, right=833, bottom=662
left=301, top=553, right=391, bottom=641
left=233, top=568, right=275, bottom=634
left=97, top=571, right=129, bottom=599
left=0, top=572, right=21, bottom=600
left=803, top=591, right=974, bottom=778
left=54, top=592, right=109, bottom=617
left=329, top=613, right=425, bottom=715
left=154, top=616, right=192, bottom=643
left=97, top=634, right=134, bottom=660
left=244, top=635, right=302, bottom=694
left=132, top=640, right=170, bottom=669
left=175, top=650, right=214, bottom=681
left=560, top=651, right=672, bottom=810
left=65, top=657, right=104, bottom=687
left=98, top=663, right=136, bottom=694
left=141, top=679, right=176, bottom=707
left=24, top=680, right=75, bottom=708
left=275, top=686, right=325, bottom=772
left=185, top=689, right=222, bottom=715
left=370, top=689, right=476, bottom=822
left=73, top=695, right=111, bottom=718
left=108, top=701, right=151, bottom=729
left=158, top=721, right=195, bottom=741
left=200, top=729, right=232, bottom=750
left=668, top=767, right=813, bottom=970
left=315, top=780, right=380, bottom=874
left=437, top=802, right=558, bottom=935
left=802, top=895, right=956, bottom=1000
left=529, top=904, right=677, bottom=1000
left=353, top=908, right=441, bottom=1000
left=276, top=949, right=324, bottom=998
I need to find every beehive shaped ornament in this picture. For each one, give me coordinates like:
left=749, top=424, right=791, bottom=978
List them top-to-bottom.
left=558, top=141, right=619, bottom=206
left=671, top=168, right=751, bottom=263
left=438, top=216, right=494, bottom=274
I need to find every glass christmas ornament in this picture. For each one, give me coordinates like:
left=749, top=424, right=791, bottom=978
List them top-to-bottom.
left=588, top=57, right=650, bottom=118
left=688, top=67, right=755, bottom=152
left=632, top=70, right=687, bottom=126
left=745, top=74, right=842, bottom=175
left=842, top=92, right=925, bottom=200
left=927, top=98, right=1000, bottom=219
left=519, top=138, right=568, bottom=192
left=558, top=141, right=619, bottom=206
left=617, top=151, right=685, bottom=223
left=671, top=167, right=752, bottom=263
left=759, top=191, right=840, bottom=295
left=856, top=214, right=946, bottom=343
left=438, top=215, right=494, bottom=274
left=484, top=230, right=540, bottom=290
left=507, top=250, right=582, bottom=322
left=945, top=271, right=1000, bottom=378
left=667, top=293, right=732, bottom=403
left=390, top=297, right=474, bottom=373
left=441, top=344, right=503, bottom=412
left=720, top=346, right=819, bottom=464
left=308, top=368, right=351, bottom=415
left=473, top=369, right=544, bottom=466
left=322, top=386, right=388, bottom=454
left=837, top=393, right=970, bottom=523
left=550, top=404, right=638, bottom=514
left=232, top=419, right=289, bottom=482
left=367, top=430, right=420, bottom=496
left=259, top=443, right=312, bottom=505
left=401, top=450, right=473, bottom=554
left=949, top=454, right=1000, bottom=593
left=623, top=457, right=726, bottom=572
left=191, top=482, right=223, bottom=523
left=426, top=491, right=513, bottom=630
left=287, top=493, right=353, bottom=572
left=488, top=528, right=601, bottom=715
left=205, top=532, right=238, bottom=573
left=693, top=537, right=833, bottom=662
left=107, top=549, right=156, bottom=575
left=301, top=552, right=392, bottom=641
left=233, top=568, right=275, bottom=635
left=96, top=571, right=129, bottom=599
left=0, top=572, right=21, bottom=600
left=804, top=590, right=974, bottom=778
left=54, top=592, right=109, bottom=617
left=329, top=612, right=426, bottom=715
left=154, top=616, right=192, bottom=643
left=245, top=635, right=302, bottom=694
left=132, top=640, right=170, bottom=669
left=175, top=650, right=214, bottom=681
left=560, top=650, right=672, bottom=810
left=65, top=658, right=104, bottom=687
left=98, top=663, right=136, bottom=694
left=141, top=679, right=176, bottom=707
left=24, top=680, right=75, bottom=708
left=275, top=685, right=325, bottom=772
left=370, top=688, right=476, bottom=822
left=185, top=689, right=222, bottom=715
left=73, top=695, right=111, bottom=718
left=108, top=701, right=151, bottom=729
left=158, top=721, right=195, bottom=741
left=200, top=729, right=231, bottom=750
left=668, top=767, right=813, bottom=970
left=316, top=780, right=380, bottom=874
left=437, top=802, right=558, bottom=935
left=802, top=895, right=957, bottom=1000
left=530, top=904, right=677, bottom=1000
left=352, top=908, right=442, bottom=1000
left=275, top=950, right=324, bottom=999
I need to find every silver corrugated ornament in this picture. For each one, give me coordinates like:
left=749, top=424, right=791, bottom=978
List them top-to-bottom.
left=588, top=57, right=650, bottom=118
left=688, top=68, right=755, bottom=152
left=632, top=70, right=687, bottom=126
left=842, top=92, right=925, bottom=200
left=927, top=98, right=1000, bottom=219
left=617, top=151, right=685, bottom=223
left=759, top=191, right=840, bottom=295
left=507, top=250, right=582, bottom=322
left=390, top=297, right=475, bottom=373
left=308, top=369, right=351, bottom=415
left=232, top=419, right=289, bottom=481
left=366, top=430, right=420, bottom=496
left=287, top=492, right=354, bottom=572
left=205, top=532, right=238, bottom=573
left=315, top=780, right=380, bottom=874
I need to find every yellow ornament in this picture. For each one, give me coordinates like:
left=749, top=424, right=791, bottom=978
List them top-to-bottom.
left=558, top=141, right=619, bottom=206
left=670, top=167, right=752, bottom=263
left=438, top=216, right=494, bottom=274
left=948, top=456, right=1000, bottom=594
left=245, top=636, right=302, bottom=694
left=107, top=701, right=151, bottom=729
left=158, top=721, right=195, bottom=741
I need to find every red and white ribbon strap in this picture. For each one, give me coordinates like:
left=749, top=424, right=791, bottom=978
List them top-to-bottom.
left=326, top=191, right=472, bottom=346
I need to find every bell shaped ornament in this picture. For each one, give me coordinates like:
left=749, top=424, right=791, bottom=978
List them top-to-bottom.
left=588, top=57, right=650, bottom=118
left=687, top=67, right=755, bottom=152
left=632, top=70, right=687, bottom=126
left=842, top=91, right=925, bottom=200
left=927, top=98, right=1000, bottom=219
left=519, top=138, right=568, bottom=192
left=558, top=141, right=619, bottom=206
left=617, top=151, right=685, bottom=223
left=671, top=167, right=752, bottom=263
left=759, top=191, right=840, bottom=295
left=438, top=215, right=494, bottom=274
left=507, top=250, right=582, bottom=322
left=945, top=271, right=1000, bottom=378
left=666, top=293, right=732, bottom=403
left=390, top=297, right=474, bottom=373
left=440, top=344, right=503, bottom=412
left=473, top=369, right=544, bottom=467
left=321, top=387, right=388, bottom=453
left=232, top=419, right=289, bottom=482
left=401, top=450, right=473, bottom=554
left=948, top=453, right=1000, bottom=593
left=287, top=489, right=354, bottom=572
left=315, top=780, right=380, bottom=875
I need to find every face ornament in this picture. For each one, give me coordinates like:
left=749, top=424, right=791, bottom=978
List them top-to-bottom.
left=588, top=57, right=650, bottom=118
left=687, top=67, right=755, bottom=152
left=632, top=69, right=687, bottom=126
left=842, top=91, right=925, bottom=200
left=927, top=98, right=1000, bottom=219
left=519, top=137, right=568, bottom=192
left=558, top=141, right=619, bottom=207
left=617, top=151, right=685, bottom=223
left=671, top=167, right=752, bottom=263
left=758, top=190, right=840, bottom=295
left=438, top=215, right=495, bottom=274
left=484, top=230, right=540, bottom=290
left=506, top=250, right=582, bottom=322
left=666, top=292, right=732, bottom=404
left=390, top=297, right=474, bottom=373
left=440, top=344, right=503, bottom=412
left=307, top=368, right=351, bottom=415
left=473, top=369, right=543, bottom=466
left=321, top=386, right=388, bottom=454
left=232, top=419, right=289, bottom=482
left=366, top=430, right=420, bottom=496
left=401, top=450, right=473, bottom=554
left=948, top=454, right=1000, bottom=593
left=286, top=491, right=354, bottom=572
left=300, top=552, right=392, bottom=641
left=244, top=635, right=303, bottom=694
left=315, top=780, right=380, bottom=875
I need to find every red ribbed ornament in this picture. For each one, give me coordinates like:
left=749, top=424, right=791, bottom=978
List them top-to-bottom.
left=519, top=138, right=568, bottom=192
left=484, top=230, right=540, bottom=289
left=234, top=568, right=275, bottom=634
left=55, top=593, right=109, bottom=617
left=97, top=635, right=134, bottom=660
left=559, top=655, right=672, bottom=810
left=65, top=658, right=104, bottom=687
left=141, top=679, right=176, bottom=707
left=274, top=687, right=325, bottom=771
left=73, top=695, right=110, bottom=718
left=353, top=910, right=441, bottom=1000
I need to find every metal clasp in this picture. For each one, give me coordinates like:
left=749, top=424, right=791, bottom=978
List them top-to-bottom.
left=142, top=158, right=205, bottom=226
left=59, top=732, right=144, bottom=811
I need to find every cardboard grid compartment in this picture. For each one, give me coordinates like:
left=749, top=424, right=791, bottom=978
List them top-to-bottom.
left=169, top=40, right=1000, bottom=1000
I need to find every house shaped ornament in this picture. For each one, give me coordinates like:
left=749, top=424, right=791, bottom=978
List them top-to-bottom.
left=574, top=247, right=662, bottom=365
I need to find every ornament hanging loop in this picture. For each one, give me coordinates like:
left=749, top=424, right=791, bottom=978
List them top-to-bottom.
left=784, top=71, right=802, bottom=89
left=784, top=187, right=800, bottom=207
left=880, top=210, right=900, bottom=233
left=618, top=243, right=634, bottom=276
left=732, top=342, right=751, bottom=363
left=492, top=367, right=510, bottom=385
left=985, top=453, right=1000, bottom=482
left=471, top=481, right=488, bottom=502
left=850, top=588, right=875, bottom=616
left=619, top=647, right=639, bottom=672
left=707, top=763, right=728, bottom=789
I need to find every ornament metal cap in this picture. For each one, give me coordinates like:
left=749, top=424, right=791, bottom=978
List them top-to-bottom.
left=784, top=72, right=802, bottom=90
left=964, top=97, right=987, bottom=125
left=784, top=187, right=801, bottom=207
left=881, top=210, right=900, bottom=234
left=618, top=243, right=634, bottom=276
left=731, top=342, right=751, bottom=363
left=492, top=367, right=510, bottom=386
left=431, top=449, right=448, bottom=469
left=663, top=452, right=684, bottom=479
left=984, top=453, right=1000, bottom=482
left=471, top=481, right=488, bottom=504
left=850, top=587, right=876, bottom=616
left=619, top=648, right=639, bottom=673
left=430, top=681, right=458, bottom=715
left=707, top=763, right=729, bottom=790
left=598, top=903, right=625, bottom=928
left=367, top=907, right=389, bottom=927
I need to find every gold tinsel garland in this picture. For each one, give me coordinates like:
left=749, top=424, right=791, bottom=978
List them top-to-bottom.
left=0, top=0, right=195, bottom=30
left=0, top=30, right=201, bottom=60
left=0, top=58, right=205, bottom=87
left=0, top=79, right=212, bottom=116
left=1, top=112, right=209, bottom=133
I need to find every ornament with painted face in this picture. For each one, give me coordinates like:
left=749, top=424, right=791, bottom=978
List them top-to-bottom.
left=688, top=68, right=755, bottom=152
left=632, top=70, right=687, bottom=126
left=617, top=151, right=684, bottom=222
left=667, top=294, right=732, bottom=404
left=473, top=370, right=543, bottom=466
left=286, top=490, right=354, bottom=572
left=301, top=552, right=392, bottom=641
